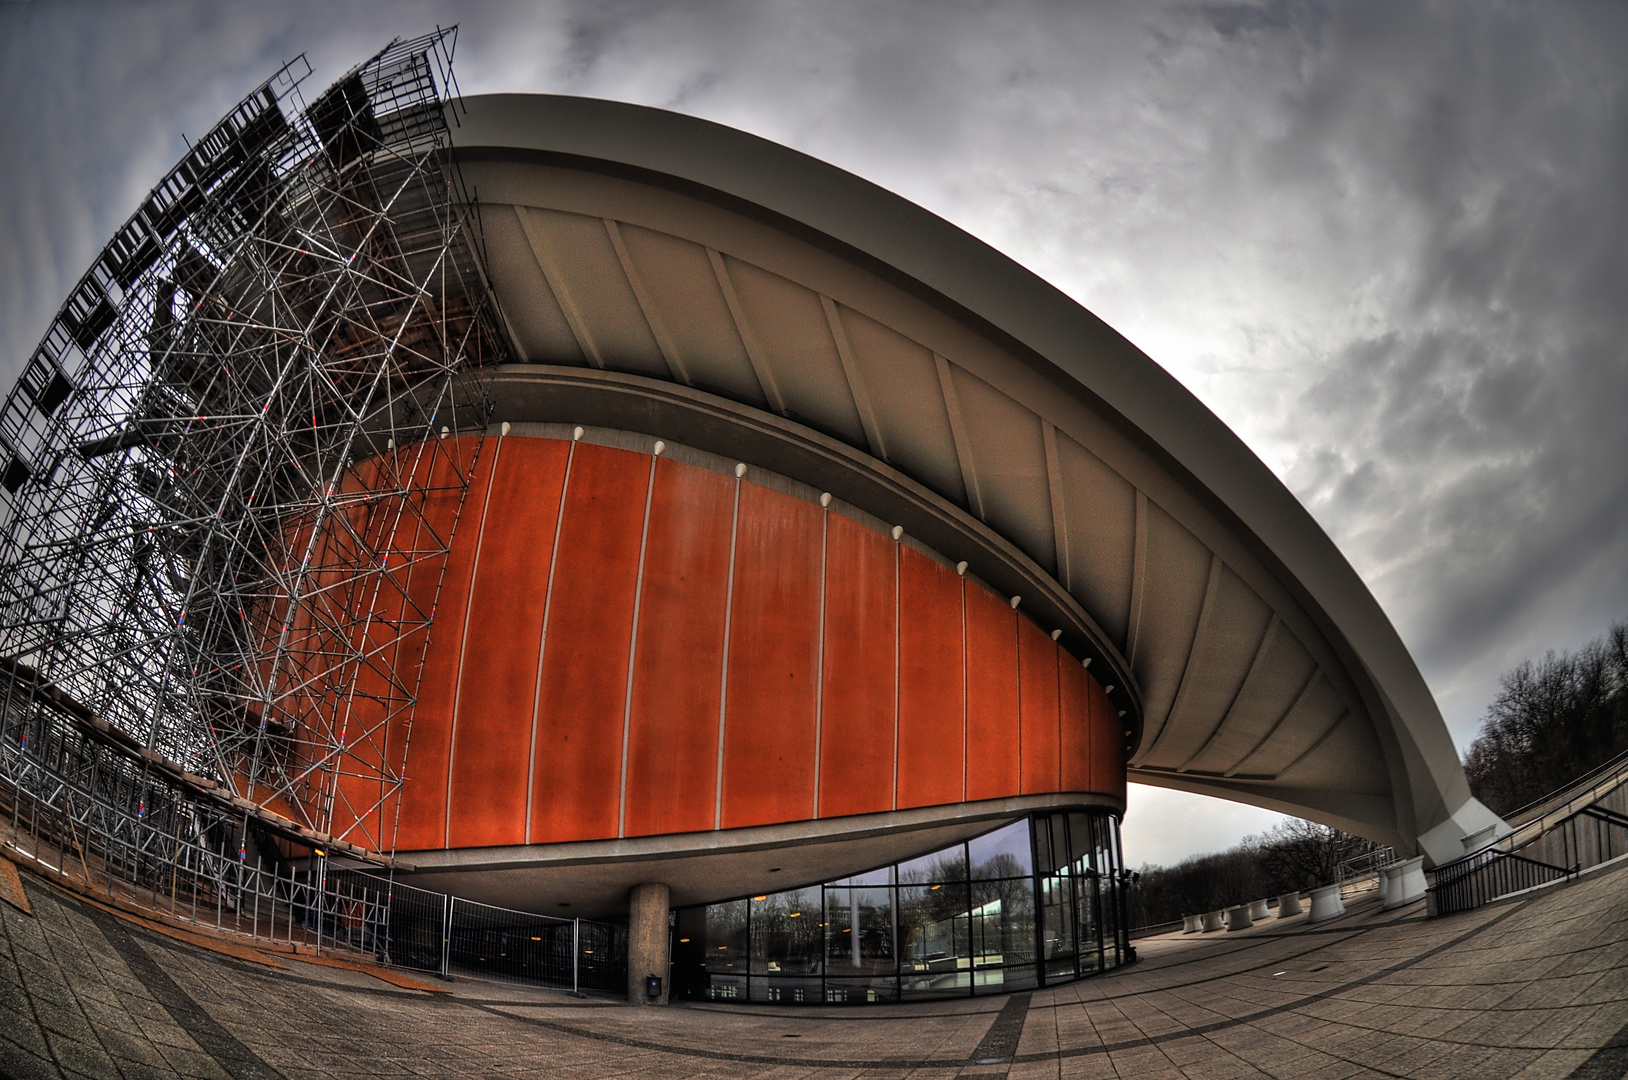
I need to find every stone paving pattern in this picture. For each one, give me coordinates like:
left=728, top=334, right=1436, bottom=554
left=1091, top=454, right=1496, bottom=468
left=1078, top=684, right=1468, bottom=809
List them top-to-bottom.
left=2, top=851, right=1626, bottom=1079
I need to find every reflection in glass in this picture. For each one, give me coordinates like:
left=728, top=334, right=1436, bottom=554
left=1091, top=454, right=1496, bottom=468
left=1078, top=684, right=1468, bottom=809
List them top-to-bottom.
left=674, top=809, right=1125, bottom=1004
left=970, top=819, right=1033, bottom=879
left=899, top=844, right=969, bottom=884
left=898, top=882, right=970, bottom=999
left=825, top=886, right=895, bottom=976
left=749, top=888, right=822, bottom=976
left=704, top=899, right=748, bottom=1000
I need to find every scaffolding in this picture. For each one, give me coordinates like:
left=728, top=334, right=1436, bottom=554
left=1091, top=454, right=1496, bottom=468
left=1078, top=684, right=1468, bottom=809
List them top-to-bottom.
left=0, top=29, right=504, bottom=864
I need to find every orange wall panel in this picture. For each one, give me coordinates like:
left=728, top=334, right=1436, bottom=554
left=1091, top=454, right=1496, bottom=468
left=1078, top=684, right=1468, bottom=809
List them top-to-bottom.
left=295, top=435, right=1131, bottom=854
left=447, top=439, right=570, bottom=848
left=394, top=441, right=491, bottom=851
left=529, top=443, right=651, bottom=843
left=623, top=458, right=736, bottom=838
left=720, top=483, right=822, bottom=829
left=818, top=513, right=898, bottom=818
left=896, top=548, right=965, bottom=809
left=965, top=585, right=1020, bottom=802
left=1018, top=618, right=1061, bottom=795
left=1058, top=654, right=1092, bottom=793
left=1088, top=678, right=1127, bottom=805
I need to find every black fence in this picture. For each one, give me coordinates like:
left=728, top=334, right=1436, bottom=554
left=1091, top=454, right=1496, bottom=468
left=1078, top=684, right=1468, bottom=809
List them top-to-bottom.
left=1426, top=850, right=1572, bottom=917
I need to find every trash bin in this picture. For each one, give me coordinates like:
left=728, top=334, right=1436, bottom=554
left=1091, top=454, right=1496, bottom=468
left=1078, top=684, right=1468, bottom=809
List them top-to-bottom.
left=645, top=975, right=663, bottom=999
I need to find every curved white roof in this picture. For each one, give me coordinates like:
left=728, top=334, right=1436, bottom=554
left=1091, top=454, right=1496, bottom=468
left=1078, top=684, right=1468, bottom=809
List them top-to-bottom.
left=451, top=93, right=1502, bottom=864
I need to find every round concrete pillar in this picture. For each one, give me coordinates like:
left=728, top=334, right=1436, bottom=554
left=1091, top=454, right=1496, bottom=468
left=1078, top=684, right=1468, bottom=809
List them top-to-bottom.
left=1383, top=857, right=1428, bottom=910
left=628, top=882, right=671, bottom=1005
left=1307, top=883, right=1346, bottom=923
left=1276, top=892, right=1303, bottom=917
left=1248, top=899, right=1270, bottom=921
left=1225, top=905, right=1253, bottom=931
left=1201, top=910, right=1225, bottom=932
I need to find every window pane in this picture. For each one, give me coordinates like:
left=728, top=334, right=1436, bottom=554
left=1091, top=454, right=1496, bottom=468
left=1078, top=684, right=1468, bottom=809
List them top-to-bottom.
left=970, top=819, right=1033, bottom=879
left=898, top=842, right=969, bottom=885
left=829, top=865, right=894, bottom=887
left=1075, top=869, right=1102, bottom=975
left=1040, top=872, right=1077, bottom=979
left=969, top=877, right=1035, bottom=969
left=898, top=882, right=971, bottom=991
left=825, top=886, right=896, bottom=976
left=749, top=887, right=823, bottom=975
left=704, top=899, right=748, bottom=981
left=902, top=969, right=971, bottom=1000
left=749, top=976, right=821, bottom=1003
left=824, top=976, right=899, bottom=1004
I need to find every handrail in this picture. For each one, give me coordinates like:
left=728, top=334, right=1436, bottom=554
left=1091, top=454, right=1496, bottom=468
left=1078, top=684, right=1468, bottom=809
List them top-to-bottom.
left=1499, top=747, right=1628, bottom=830
left=1427, top=847, right=1573, bottom=918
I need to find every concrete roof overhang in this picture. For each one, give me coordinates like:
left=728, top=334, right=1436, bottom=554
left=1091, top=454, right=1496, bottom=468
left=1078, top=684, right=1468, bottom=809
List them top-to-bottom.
left=449, top=93, right=1502, bottom=865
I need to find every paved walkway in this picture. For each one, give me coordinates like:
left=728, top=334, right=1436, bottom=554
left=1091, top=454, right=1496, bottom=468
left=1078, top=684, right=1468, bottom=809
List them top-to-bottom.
left=2, top=850, right=1626, bottom=1079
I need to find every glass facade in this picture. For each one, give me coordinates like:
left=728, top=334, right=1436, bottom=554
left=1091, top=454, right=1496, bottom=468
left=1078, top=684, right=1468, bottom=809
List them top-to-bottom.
left=671, top=809, right=1128, bottom=1003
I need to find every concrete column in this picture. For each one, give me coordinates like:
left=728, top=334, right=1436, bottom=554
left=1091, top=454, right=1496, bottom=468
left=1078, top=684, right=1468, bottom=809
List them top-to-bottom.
left=1383, top=857, right=1428, bottom=910
left=627, top=882, right=671, bottom=1005
left=1307, top=883, right=1346, bottom=923
left=1276, top=892, right=1304, bottom=917
left=1248, top=899, right=1270, bottom=921
left=1225, top=905, right=1253, bottom=931
left=1201, top=910, right=1225, bottom=932
left=1182, top=914, right=1202, bottom=934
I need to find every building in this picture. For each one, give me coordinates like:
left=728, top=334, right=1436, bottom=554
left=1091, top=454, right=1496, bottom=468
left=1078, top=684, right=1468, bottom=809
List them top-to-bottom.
left=0, top=36, right=1501, bottom=1006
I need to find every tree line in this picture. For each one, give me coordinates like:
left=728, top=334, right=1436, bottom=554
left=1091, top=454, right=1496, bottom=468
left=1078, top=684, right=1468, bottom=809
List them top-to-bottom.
left=1125, top=619, right=1627, bottom=928
left=1463, top=620, right=1628, bottom=816
left=1124, top=817, right=1375, bottom=928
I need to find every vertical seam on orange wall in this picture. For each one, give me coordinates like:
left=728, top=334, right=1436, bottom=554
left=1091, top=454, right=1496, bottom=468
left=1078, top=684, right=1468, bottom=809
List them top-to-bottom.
left=443, top=438, right=502, bottom=850
left=524, top=438, right=576, bottom=845
left=617, top=453, right=658, bottom=839
left=714, top=472, right=743, bottom=831
left=812, top=502, right=827, bottom=819
left=892, top=536, right=900, bottom=811
left=961, top=574, right=968, bottom=803
left=1013, top=607, right=1022, bottom=794
left=1055, top=645, right=1064, bottom=792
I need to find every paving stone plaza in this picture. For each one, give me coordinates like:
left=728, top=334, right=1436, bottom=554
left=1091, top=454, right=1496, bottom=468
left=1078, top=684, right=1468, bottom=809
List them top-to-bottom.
left=3, top=851, right=1625, bottom=1080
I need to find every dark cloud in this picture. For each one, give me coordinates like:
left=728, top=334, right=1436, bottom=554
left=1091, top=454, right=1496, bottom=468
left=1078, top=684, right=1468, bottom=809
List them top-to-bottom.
left=3, top=0, right=1625, bottom=860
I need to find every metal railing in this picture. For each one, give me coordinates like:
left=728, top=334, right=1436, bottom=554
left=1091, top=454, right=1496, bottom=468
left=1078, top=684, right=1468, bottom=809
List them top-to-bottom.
left=1, top=674, right=627, bottom=992
left=1427, top=764, right=1628, bottom=917
left=1337, top=846, right=1396, bottom=897
left=1426, top=849, right=1573, bottom=917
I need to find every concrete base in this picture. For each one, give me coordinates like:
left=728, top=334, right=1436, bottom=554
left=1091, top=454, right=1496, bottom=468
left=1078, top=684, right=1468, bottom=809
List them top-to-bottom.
left=1383, top=857, right=1428, bottom=910
left=1375, top=868, right=1391, bottom=905
left=627, top=882, right=670, bottom=1005
left=1307, top=883, right=1346, bottom=923
left=1277, top=892, right=1303, bottom=917
left=1248, top=899, right=1270, bottom=921
left=1225, top=905, right=1253, bottom=931
left=1201, top=910, right=1225, bottom=932
left=1182, top=914, right=1202, bottom=934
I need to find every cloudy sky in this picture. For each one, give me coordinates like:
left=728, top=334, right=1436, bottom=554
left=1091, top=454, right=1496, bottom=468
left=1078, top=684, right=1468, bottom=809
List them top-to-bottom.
left=3, top=1, right=1625, bottom=867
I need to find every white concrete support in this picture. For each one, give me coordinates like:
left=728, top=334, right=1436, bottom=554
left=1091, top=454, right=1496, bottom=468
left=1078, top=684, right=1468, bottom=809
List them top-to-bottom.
left=1383, top=857, right=1428, bottom=910
left=1375, top=868, right=1392, bottom=905
left=627, top=882, right=671, bottom=1005
left=1307, top=884, right=1346, bottom=923
left=1276, top=892, right=1303, bottom=917
left=1248, top=899, right=1270, bottom=921
left=1225, top=905, right=1253, bottom=931
left=1202, top=910, right=1225, bottom=932
left=1182, top=914, right=1202, bottom=934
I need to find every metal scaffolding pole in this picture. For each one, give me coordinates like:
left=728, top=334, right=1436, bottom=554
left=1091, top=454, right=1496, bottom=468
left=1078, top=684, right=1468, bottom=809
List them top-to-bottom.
left=0, top=29, right=503, bottom=872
